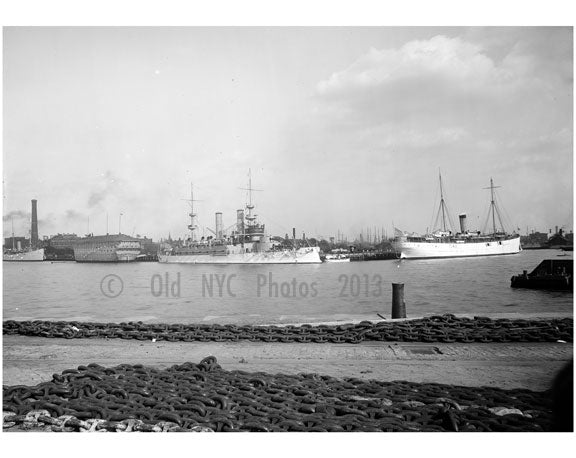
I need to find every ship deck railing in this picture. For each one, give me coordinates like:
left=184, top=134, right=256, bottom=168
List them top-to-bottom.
left=404, top=234, right=518, bottom=243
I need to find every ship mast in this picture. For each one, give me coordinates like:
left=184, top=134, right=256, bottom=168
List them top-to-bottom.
left=240, top=168, right=262, bottom=230
left=245, top=169, right=255, bottom=228
left=433, top=171, right=454, bottom=233
left=439, top=172, right=448, bottom=231
left=484, top=177, right=503, bottom=236
left=490, top=178, right=496, bottom=235
left=184, top=182, right=200, bottom=242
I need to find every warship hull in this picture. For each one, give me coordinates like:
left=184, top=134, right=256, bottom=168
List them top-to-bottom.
left=158, top=247, right=321, bottom=264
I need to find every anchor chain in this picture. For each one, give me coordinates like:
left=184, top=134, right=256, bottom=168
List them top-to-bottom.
left=3, top=356, right=555, bottom=432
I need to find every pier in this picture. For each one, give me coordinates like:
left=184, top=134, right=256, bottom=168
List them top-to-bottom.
left=3, top=314, right=573, bottom=432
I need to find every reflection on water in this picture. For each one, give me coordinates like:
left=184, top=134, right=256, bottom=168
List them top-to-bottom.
left=3, top=250, right=572, bottom=324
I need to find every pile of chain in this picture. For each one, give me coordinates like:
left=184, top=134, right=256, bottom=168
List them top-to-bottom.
left=3, top=315, right=572, bottom=344
left=3, top=357, right=554, bottom=432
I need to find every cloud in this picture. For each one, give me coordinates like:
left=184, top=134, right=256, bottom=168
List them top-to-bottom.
left=313, top=34, right=568, bottom=141
left=317, top=36, right=500, bottom=97
left=87, top=170, right=125, bottom=208
left=64, top=209, right=86, bottom=220
left=3, top=210, right=30, bottom=222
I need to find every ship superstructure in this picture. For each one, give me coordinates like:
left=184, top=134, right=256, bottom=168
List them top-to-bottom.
left=159, top=172, right=321, bottom=264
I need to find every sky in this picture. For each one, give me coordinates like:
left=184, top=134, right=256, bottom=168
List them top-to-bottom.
left=2, top=27, right=573, bottom=241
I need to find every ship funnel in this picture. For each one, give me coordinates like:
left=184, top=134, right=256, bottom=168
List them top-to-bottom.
left=31, top=199, right=39, bottom=249
left=236, top=209, right=244, bottom=234
left=215, top=212, right=223, bottom=239
left=459, top=213, right=467, bottom=233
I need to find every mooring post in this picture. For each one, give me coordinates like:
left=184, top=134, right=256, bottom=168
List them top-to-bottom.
left=392, top=283, right=406, bottom=319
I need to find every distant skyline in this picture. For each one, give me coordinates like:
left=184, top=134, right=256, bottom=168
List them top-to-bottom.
left=3, top=27, right=573, bottom=241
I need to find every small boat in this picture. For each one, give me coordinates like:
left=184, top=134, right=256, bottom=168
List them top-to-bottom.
left=324, top=248, right=350, bottom=263
left=325, top=253, right=351, bottom=263
left=510, top=259, right=572, bottom=291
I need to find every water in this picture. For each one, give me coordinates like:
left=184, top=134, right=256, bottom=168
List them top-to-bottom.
left=3, top=250, right=572, bottom=325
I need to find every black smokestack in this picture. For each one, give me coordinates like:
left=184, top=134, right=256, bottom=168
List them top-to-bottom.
left=31, top=199, right=39, bottom=249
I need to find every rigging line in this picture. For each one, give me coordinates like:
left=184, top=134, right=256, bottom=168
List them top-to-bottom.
left=442, top=174, right=456, bottom=232
left=428, top=180, right=440, bottom=234
left=485, top=188, right=507, bottom=234
left=495, top=188, right=515, bottom=233
left=492, top=192, right=506, bottom=232
left=481, top=200, right=496, bottom=234
left=481, top=202, right=490, bottom=234
left=255, top=210, right=292, bottom=236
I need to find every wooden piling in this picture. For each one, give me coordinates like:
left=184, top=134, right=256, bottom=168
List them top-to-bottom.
left=392, top=283, right=406, bottom=319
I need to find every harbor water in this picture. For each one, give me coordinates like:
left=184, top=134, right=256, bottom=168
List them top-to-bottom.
left=3, top=249, right=572, bottom=325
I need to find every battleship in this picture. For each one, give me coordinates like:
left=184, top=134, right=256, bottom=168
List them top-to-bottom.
left=158, top=173, right=321, bottom=264
left=393, top=175, right=521, bottom=259
left=3, top=199, right=45, bottom=262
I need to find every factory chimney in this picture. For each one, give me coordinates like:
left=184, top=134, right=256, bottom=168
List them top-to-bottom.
left=31, top=199, right=39, bottom=249
left=236, top=209, right=244, bottom=234
left=215, top=212, right=223, bottom=239
left=458, top=213, right=467, bottom=234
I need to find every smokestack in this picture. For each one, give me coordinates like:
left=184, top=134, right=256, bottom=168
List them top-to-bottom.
left=31, top=199, right=39, bottom=249
left=236, top=209, right=244, bottom=234
left=215, top=212, right=223, bottom=239
left=458, top=213, right=467, bottom=233
left=555, top=226, right=559, bottom=234
left=292, top=228, right=296, bottom=240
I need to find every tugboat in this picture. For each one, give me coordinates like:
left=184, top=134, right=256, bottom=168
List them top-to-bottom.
left=325, top=249, right=351, bottom=263
left=510, top=259, right=573, bottom=291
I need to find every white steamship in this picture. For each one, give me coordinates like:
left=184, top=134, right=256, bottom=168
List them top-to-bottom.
left=393, top=176, right=521, bottom=259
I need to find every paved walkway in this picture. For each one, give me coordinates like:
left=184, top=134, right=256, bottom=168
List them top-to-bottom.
left=3, top=336, right=572, bottom=391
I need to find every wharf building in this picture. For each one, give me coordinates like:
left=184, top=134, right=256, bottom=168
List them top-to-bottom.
left=44, top=233, right=80, bottom=261
left=73, top=234, right=143, bottom=262
left=4, top=237, right=30, bottom=251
